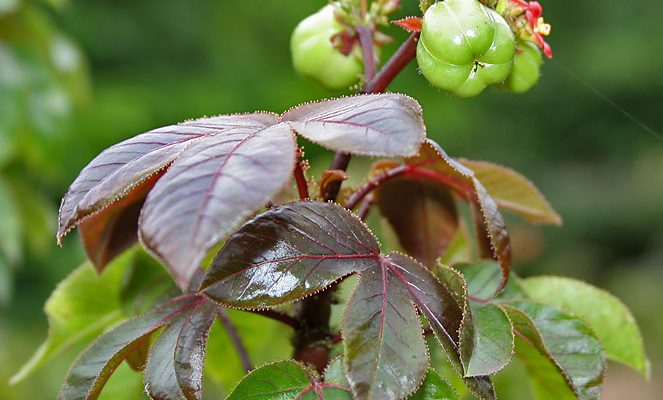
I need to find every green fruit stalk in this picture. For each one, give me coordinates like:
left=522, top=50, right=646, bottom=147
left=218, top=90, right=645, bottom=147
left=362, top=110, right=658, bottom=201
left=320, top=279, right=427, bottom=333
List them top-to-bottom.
left=417, top=0, right=516, bottom=98
left=291, top=5, right=364, bottom=90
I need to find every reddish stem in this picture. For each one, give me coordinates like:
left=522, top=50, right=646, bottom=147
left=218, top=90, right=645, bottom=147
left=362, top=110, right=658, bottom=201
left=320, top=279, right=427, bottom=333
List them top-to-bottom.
left=364, top=32, right=420, bottom=94
left=294, top=161, right=310, bottom=200
left=345, top=164, right=474, bottom=210
left=218, top=309, right=253, bottom=372
left=246, top=309, right=299, bottom=329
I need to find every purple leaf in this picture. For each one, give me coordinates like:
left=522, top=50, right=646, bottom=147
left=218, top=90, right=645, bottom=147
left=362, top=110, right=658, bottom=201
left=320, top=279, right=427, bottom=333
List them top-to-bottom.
left=282, top=94, right=426, bottom=157
left=59, top=114, right=272, bottom=242
left=139, top=119, right=297, bottom=289
left=405, top=139, right=511, bottom=294
left=78, top=171, right=164, bottom=271
left=200, top=201, right=381, bottom=308
left=388, top=253, right=496, bottom=400
left=342, top=258, right=429, bottom=400
left=58, top=295, right=204, bottom=400
left=144, top=301, right=217, bottom=400
left=174, top=302, right=217, bottom=400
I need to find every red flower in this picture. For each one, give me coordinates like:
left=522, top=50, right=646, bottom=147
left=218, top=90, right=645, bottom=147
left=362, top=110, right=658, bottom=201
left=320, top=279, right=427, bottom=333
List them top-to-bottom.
left=510, top=0, right=553, bottom=58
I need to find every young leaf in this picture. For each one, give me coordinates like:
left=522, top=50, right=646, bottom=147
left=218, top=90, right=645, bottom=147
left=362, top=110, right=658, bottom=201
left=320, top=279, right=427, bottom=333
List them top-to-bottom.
left=282, top=94, right=426, bottom=157
left=57, top=114, right=242, bottom=241
left=139, top=118, right=297, bottom=289
left=405, top=140, right=511, bottom=293
left=459, top=159, right=562, bottom=225
left=375, top=176, right=458, bottom=268
left=200, top=201, right=381, bottom=308
left=10, top=252, right=133, bottom=385
left=387, top=254, right=495, bottom=400
left=342, top=260, right=429, bottom=400
left=453, top=261, right=528, bottom=301
left=522, top=276, right=650, bottom=378
left=59, top=295, right=204, bottom=400
left=503, top=301, right=606, bottom=400
left=460, top=302, right=514, bottom=376
left=226, top=360, right=352, bottom=400
left=410, top=369, right=459, bottom=400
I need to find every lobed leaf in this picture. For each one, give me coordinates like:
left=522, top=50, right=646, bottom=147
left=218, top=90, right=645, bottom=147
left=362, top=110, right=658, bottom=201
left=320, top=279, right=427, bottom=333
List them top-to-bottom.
left=282, top=94, right=426, bottom=157
left=139, top=118, right=297, bottom=289
left=405, top=140, right=511, bottom=294
left=459, top=159, right=562, bottom=225
left=375, top=176, right=458, bottom=268
left=200, top=201, right=381, bottom=308
left=10, top=252, right=133, bottom=385
left=342, top=259, right=429, bottom=400
left=522, top=276, right=650, bottom=378
left=58, top=295, right=204, bottom=400
left=503, top=301, right=606, bottom=400
left=226, top=360, right=352, bottom=400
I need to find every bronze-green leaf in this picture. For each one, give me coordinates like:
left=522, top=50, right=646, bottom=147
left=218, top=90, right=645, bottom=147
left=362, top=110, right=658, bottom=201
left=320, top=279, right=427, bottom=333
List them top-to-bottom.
left=459, top=159, right=562, bottom=225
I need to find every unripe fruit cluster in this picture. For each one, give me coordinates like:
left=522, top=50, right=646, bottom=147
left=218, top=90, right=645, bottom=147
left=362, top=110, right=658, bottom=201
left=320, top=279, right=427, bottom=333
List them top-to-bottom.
left=417, top=0, right=543, bottom=97
left=290, top=5, right=364, bottom=90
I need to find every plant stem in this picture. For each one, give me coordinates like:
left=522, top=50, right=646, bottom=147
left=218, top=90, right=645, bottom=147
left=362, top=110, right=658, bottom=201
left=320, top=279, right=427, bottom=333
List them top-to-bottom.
left=293, top=26, right=420, bottom=374
left=364, top=32, right=420, bottom=94
left=294, top=161, right=310, bottom=200
left=345, top=164, right=473, bottom=210
left=357, top=194, right=374, bottom=221
left=218, top=309, right=253, bottom=372
left=246, top=309, right=299, bottom=329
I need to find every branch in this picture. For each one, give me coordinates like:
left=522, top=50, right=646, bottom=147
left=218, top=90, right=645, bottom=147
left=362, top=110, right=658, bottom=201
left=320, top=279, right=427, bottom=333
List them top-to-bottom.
left=363, top=32, right=420, bottom=94
left=294, top=161, right=310, bottom=200
left=345, top=163, right=473, bottom=210
left=217, top=309, right=253, bottom=372
left=245, top=309, right=299, bottom=329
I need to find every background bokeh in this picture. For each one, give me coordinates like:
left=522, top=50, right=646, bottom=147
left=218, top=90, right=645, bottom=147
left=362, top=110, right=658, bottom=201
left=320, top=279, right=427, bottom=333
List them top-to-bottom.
left=1, top=0, right=661, bottom=398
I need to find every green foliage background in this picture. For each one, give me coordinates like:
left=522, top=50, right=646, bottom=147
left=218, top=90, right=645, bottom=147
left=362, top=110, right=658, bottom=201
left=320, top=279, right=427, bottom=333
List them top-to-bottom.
left=1, top=0, right=661, bottom=398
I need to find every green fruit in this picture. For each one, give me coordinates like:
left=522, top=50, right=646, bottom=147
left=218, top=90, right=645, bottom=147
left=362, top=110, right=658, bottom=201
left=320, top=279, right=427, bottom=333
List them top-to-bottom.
left=417, top=0, right=516, bottom=98
left=291, top=5, right=363, bottom=90
left=504, top=41, right=543, bottom=93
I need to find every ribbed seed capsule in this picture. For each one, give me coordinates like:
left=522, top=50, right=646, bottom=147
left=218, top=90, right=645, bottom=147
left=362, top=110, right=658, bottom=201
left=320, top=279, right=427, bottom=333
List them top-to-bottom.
left=417, top=0, right=516, bottom=98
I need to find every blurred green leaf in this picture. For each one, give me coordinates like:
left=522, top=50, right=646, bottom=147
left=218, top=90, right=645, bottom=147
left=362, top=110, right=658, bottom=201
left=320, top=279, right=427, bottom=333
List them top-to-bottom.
left=0, top=176, right=22, bottom=265
left=10, top=251, right=133, bottom=384
left=0, top=256, right=12, bottom=306
left=453, top=261, right=528, bottom=300
left=522, top=276, right=650, bottom=378
left=504, top=301, right=606, bottom=400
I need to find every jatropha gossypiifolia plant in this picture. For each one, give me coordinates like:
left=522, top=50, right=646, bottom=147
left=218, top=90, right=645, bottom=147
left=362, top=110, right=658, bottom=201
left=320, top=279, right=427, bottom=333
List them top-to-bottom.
left=13, top=1, right=650, bottom=399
